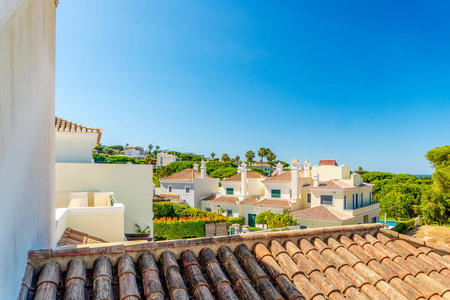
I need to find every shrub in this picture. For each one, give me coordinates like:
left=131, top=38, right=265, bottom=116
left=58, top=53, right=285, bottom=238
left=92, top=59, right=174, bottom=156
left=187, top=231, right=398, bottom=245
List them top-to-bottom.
left=153, top=202, right=227, bottom=223
left=153, top=202, right=177, bottom=218
left=256, top=212, right=275, bottom=225
left=227, top=217, right=245, bottom=227
left=154, top=219, right=205, bottom=241
left=392, top=222, right=407, bottom=233
left=247, top=227, right=263, bottom=232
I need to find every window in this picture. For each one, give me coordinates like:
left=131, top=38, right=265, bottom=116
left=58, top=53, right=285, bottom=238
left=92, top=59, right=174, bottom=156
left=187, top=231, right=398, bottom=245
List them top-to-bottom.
left=160, top=157, right=163, bottom=165
left=168, top=186, right=172, bottom=193
left=185, top=186, right=190, bottom=194
left=226, top=188, right=234, bottom=195
left=271, top=189, right=281, bottom=198
left=289, top=190, right=292, bottom=198
left=369, top=191, right=372, bottom=201
left=307, top=193, right=311, bottom=203
left=355, top=193, right=359, bottom=208
left=361, top=193, right=364, bottom=205
left=320, top=195, right=333, bottom=205
left=344, top=195, right=347, bottom=208
left=206, top=207, right=211, bottom=212
left=226, top=209, right=233, bottom=217
left=372, top=216, right=377, bottom=223
left=300, top=225, right=308, bottom=229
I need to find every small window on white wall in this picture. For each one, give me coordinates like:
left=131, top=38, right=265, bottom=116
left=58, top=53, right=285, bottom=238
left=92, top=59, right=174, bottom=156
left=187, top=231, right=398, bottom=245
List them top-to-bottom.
left=168, top=186, right=172, bottom=193
left=185, top=186, right=190, bottom=194
left=307, top=193, right=311, bottom=203
left=206, top=207, right=211, bottom=212
left=300, top=225, right=308, bottom=229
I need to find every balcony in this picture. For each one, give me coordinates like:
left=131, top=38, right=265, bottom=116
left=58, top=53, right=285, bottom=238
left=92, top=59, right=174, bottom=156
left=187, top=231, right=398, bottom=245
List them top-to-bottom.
left=55, top=192, right=125, bottom=245
left=344, top=199, right=376, bottom=210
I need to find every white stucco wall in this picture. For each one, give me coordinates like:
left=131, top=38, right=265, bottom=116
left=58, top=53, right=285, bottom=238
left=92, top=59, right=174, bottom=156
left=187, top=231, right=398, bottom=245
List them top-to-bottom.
left=0, top=0, right=56, bottom=297
left=55, top=131, right=98, bottom=163
left=55, top=163, right=154, bottom=235
left=192, top=178, right=219, bottom=208
left=161, top=182, right=195, bottom=206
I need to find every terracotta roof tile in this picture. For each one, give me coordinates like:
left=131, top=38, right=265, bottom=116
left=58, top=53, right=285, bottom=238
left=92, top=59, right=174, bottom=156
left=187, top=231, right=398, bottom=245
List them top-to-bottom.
left=55, top=117, right=102, bottom=145
left=319, top=160, right=338, bottom=166
left=160, top=168, right=209, bottom=181
left=263, top=170, right=305, bottom=182
left=222, top=171, right=266, bottom=182
left=303, top=180, right=372, bottom=190
left=153, top=193, right=184, bottom=201
left=202, top=195, right=238, bottom=204
left=241, top=196, right=261, bottom=204
left=252, top=199, right=291, bottom=208
left=290, top=206, right=353, bottom=221
left=22, top=224, right=450, bottom=300
left=57, top=228, right=108, bottom=247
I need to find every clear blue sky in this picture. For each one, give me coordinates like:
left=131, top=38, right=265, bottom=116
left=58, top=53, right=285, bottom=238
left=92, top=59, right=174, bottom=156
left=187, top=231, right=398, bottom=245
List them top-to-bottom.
left=55, top=1, right=450, bottom=174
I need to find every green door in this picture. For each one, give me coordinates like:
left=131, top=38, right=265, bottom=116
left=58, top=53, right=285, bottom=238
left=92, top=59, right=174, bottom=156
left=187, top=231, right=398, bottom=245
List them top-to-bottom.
left=248, top=214, right=257, bottom=227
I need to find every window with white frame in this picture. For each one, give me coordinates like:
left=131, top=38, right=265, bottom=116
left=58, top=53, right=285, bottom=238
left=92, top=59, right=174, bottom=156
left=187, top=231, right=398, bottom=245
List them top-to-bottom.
left=168, top=186, right=172, bottom=193
left=185, top=186, right=190, bottom=194
left=226, top=188, right=234, bottom=195
left=271, top=189, right=281, bottom=198
left=369, top=191, right=372, bottom=201
left=307, top=193, right=311, bottom=203
left=320, top=195, right=333, bottom=205
left=344, top=195, right=347, bottom=208
left=226, top=209, right=233, bottom=217
left=300, top=225, right=308, bottom=229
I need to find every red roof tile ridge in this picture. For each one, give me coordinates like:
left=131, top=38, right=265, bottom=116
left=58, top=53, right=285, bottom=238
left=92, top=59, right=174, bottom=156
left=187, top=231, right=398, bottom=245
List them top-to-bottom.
left=55, top=117, right=103, bottom=145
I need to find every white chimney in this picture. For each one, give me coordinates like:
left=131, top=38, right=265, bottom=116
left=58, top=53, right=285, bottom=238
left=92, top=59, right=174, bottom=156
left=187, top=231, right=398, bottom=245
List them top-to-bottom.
left=291, top=160, right=299, bottom=200
left=304, top=160, right=310, bottom=177
left=200, top=161, right=206, bottom=179
left=239, top=162, right=248, bottom=198
left=276, top=162, right=283, bottom=175
left=193, top=163, right=198, bottom=171
left=313, top=173, right=319, bottom=187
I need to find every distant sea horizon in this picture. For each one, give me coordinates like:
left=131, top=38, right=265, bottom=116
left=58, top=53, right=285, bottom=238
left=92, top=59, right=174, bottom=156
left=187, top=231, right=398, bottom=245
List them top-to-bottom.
left=415, top=174, right=432, bottom=177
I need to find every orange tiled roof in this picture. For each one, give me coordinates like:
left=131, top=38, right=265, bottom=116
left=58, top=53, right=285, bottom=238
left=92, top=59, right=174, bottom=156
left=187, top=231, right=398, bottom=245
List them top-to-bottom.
left=55, top=117, right=102, bottom=145
left=319, top=159, right=338, bottom=166
left=250, top=162, right=273, bottom=167
left=160, top=168, right=209, bottom=181
left=222, top=170, right=266, bottom=182
left=263, top=170, right=305, bottom=182
left=303, top=179, right=373, bottom=190
left=153, top=194, right=184, bottom=201
left=203, top=195, right=238, bottom=204
left=241, top=196, right=262, bottom=205
left=253, top=199, right=291, bottom=208
left=291, top=205, right=353, bottom=221
left=23, top=224, right=450, bottom=299
left=56, top=228, right=108, bottom=247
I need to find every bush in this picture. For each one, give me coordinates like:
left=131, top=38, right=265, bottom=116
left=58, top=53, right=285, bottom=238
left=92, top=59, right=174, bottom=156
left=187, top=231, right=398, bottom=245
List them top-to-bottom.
left=210, top=167, right=237, bottom=179
left=153, top=202, right=227, bottom=223
left=153, top=202, right=177, bottom=218
left=256, top=212, right=275, bottom=225
left=227, top=217, right=245, bottom=227
left=154, top=218, right=205, bottom=241
left=392, top=222, right=407, bottom=233
left=247, top=227, right=263, bottom=232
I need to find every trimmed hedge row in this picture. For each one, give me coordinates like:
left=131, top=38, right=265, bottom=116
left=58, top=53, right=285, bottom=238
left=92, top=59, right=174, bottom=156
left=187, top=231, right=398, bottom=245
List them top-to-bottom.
left=153, top=202, right=226, bottom=223
left=227, top=217, right=245, bottom=227
left=392, top=218, right=416, bottom=233
left=154, top=219, right=205, bottom=241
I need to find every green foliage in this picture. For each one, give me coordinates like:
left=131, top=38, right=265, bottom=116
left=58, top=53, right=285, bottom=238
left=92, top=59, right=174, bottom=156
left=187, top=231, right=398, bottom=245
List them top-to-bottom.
left=94, top=145, right=104, bottom=153
left=109, top=145, right=124, bottom=151
left=425, top=145, right=450, bottom=168
left=104, top=147, right=114, bottom=155
left=168, top=151, right=205, bottom=162
left=245, top=151, right=255, bottom=164
left=266, top=151, right=276, bottom=162
left=93, top=153, right=137, bottom=164
left=221, top=153, right=230, bottom=162
left=267, top=160, right=289, bottom=167
left=210, top=167, right=237, bottom=179
left=248, top=167, right=268, bottom=176
left=362, top=172, right=394, bottom=183
left=153, top=175, right=160, bottom=187
left=420, top=190, right=450, bottom=226
left=153, top=202, right=226, bottom=222
left=256, top=211, right=275, bottom=225
left=265, top=211, right=297, bottom=229
left=227, top=217, right=245, bottom=227
left=154, top=219, right=205, bottom=241
left=392, top=222, right=407, bottom=233
left=134, top=223, right=151, bottom=234
left=247, top=227, right=263, bottom=232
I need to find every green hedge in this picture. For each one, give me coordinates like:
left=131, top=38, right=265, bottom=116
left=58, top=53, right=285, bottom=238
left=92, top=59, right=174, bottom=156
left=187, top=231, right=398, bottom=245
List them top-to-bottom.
left=153, top=202, right=227, bottom=223
left=227, top=217, right=245, bottom=227
left=392, top=218, right=416, bottom=233
left=154, top=219, right=205, bottom=241
left=247, top=227, right=263, bottom=232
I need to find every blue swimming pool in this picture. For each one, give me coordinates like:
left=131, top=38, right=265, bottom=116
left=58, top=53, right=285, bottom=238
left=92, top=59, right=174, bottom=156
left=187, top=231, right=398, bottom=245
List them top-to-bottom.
left=379, top=220, right=397, bottom=227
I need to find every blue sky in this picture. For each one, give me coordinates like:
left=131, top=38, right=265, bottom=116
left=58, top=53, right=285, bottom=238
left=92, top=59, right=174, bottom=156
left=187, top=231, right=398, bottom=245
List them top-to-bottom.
left=55, top=1, right=450, bottom=174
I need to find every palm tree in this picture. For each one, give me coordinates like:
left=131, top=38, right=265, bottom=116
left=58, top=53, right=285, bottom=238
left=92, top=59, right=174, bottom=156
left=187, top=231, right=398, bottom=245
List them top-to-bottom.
left=125, top=143, right=129, bottom=147
left=148, top=144, right=153, bottom=152
left=155, top=145, right=160, bottom=152
left=258, top=147, right=269, bottom=164
left=245, top=151, right=255, bottom=164
left=267, top=151, right=276, bottom=162
left=211, top=152, right=215, bottom=159
left=221, top=153, right=230, bottom=162
left=235, top=155, right=240, bottom=163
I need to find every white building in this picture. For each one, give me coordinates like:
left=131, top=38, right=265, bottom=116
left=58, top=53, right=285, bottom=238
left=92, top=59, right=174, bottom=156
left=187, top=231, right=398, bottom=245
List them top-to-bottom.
left=1, top=0, right=56, bottom=297
left=55, top=117, right=154, bottom=244
left=125, top=148, right=144, bottom=159
left=157, top=152, right=177, bottom=168
left=159, top=161, right=219, bottom=208
left=249, top=161, right=276, bottom=176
